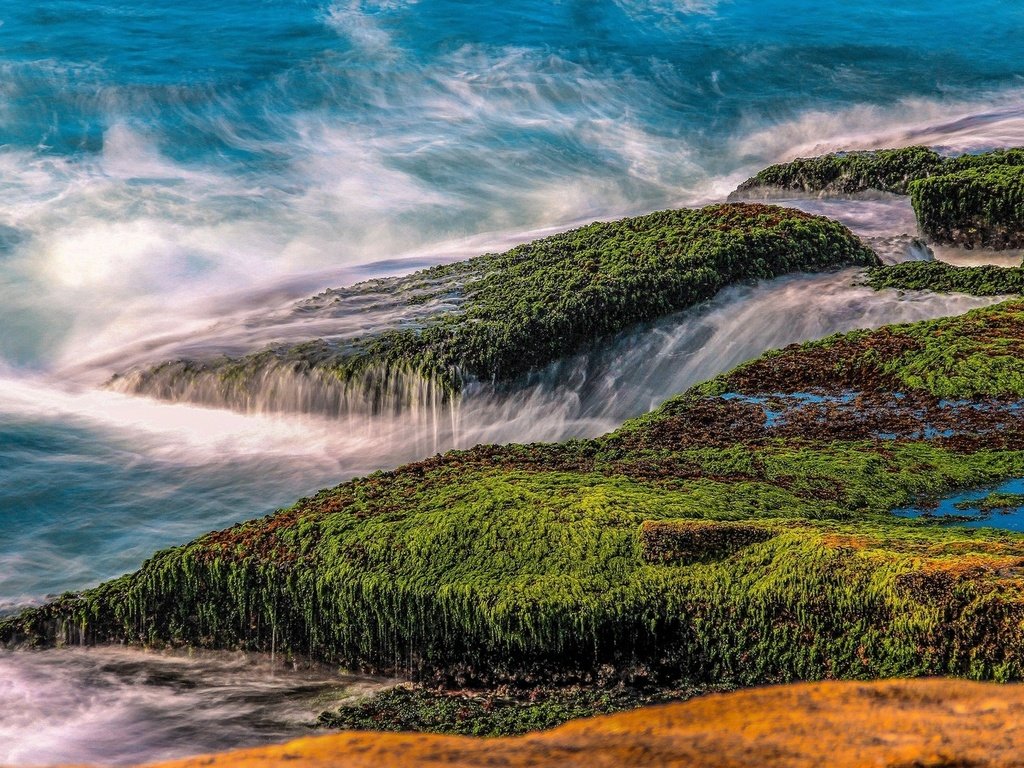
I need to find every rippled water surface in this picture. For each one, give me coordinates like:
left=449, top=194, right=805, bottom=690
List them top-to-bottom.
left=3, top=0, right=1024, bottom=763
left=0, top=647, right=389, bottom=765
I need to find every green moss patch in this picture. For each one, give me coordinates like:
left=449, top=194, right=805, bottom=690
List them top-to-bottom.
left=733, top=146, right=946, bottom=196
left=910, top=166, right=1024, bottom=249
left=865, top=261, right=1024, bottom=296
left=955, top=492, right=1024, bottom=515
left=315, top=684, right=708, bottom=737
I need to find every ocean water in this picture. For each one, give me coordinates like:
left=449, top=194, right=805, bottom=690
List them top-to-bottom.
left=2, top=1, right=1024, bottom=763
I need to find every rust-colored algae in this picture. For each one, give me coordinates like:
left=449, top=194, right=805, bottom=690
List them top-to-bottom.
left=127, top=679, right=1024, bottom=768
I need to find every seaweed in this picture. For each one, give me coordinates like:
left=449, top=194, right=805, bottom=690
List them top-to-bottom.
left=733, top=146, right=946, bottom=196
left=910, top=165, right=1024, bottom=249
left=865, top=261, right=1024, bottom=296
left=955, top=492, right=1024, bottom=515
left=315, top=684, right=709, bottom=737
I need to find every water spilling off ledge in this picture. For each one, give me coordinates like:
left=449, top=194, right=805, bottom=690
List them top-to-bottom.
left=102, top=270, right=1001, bottom=445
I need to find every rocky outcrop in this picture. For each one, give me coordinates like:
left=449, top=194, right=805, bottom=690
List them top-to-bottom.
left=734, top=146, right=1024, bottom=249
left=911, top=165, right=1024, bottom=249
left=110, top=204, right=877, bottom=417
left=865, top=260, right=1024, bottom=295
left=9, top=302, right=1024, bottom=688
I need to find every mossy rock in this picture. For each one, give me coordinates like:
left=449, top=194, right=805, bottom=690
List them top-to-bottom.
left=733, top=146, right=946, bottom=197
left=735, top=146, right=1024, bottom=250
left=910, top=166, right=1024, bottom=249
left=114, top=203, right=877, bottom=411
left=865, top=260, right=1024, bottom=296
left=10, top=302, right=1024, bottom=686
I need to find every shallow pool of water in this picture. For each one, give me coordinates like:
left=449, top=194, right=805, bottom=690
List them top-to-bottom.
left=893, top=477, right=1024, bottom=531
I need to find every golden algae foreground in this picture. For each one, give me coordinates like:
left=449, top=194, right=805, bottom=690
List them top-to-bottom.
left=118, top=679, right=1024, bottom=768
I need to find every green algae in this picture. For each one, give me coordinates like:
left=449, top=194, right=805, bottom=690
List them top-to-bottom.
left=733, top=146, right=946, bottom=196
left=910, top=166, right=1024, bottom=249
left=118, top=203, right=876, bottom=404
left=865, top=261, right=1024, bottom=296
left=9, top=303, right=1024, bottom=688
left=955, top=492, right=1024, bottom=514
left=315, top=684, right=711, bottom=737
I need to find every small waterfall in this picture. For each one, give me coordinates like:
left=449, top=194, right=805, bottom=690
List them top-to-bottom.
left=104, top=267, right=1004, bottom=455
left=109, top=360, right=464, bottom=456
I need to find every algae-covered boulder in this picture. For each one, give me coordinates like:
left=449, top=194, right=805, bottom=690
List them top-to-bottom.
left=732, top=146, right=946, bottom=197
left=734, top=146, right=1024, bottom=250
left=910, top=165, right=1024, bottom=249
left=111, top=203, right=877, bottom=416
left=865, top=260, right=1024, bottom=296
left=9, top=302, right=1024, bottom=687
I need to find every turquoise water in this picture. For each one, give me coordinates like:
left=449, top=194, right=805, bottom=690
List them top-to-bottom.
left=3, top=1, right=1024, bottom=762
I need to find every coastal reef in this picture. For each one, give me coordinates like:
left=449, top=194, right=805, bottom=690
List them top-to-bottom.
left=734, top=146, right=1024, bottom=249
left=110, top=204, right=876, bottom=415
left=8, top=301, right=1024, bottom=691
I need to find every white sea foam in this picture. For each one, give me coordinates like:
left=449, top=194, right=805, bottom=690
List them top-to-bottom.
left=322, top=0, right=419, bottom=55
left=614, top=0, right=722, bottom=20
left=3, top=42, right=1018, bottom=382
left=0, top=46, right=712, bottom=373
left=732, top=88, right=1024, bottom=168
left=66, top=269, right=1002, bottom=449
left=0, top=373, right=377, bottom=464
left=0, top=648, right=388, bottom=766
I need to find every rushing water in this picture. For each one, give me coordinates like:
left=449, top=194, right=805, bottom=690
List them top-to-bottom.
left=3, top=0, right=1024, bottom=763
left=0, top=648, right=389, bottom=766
